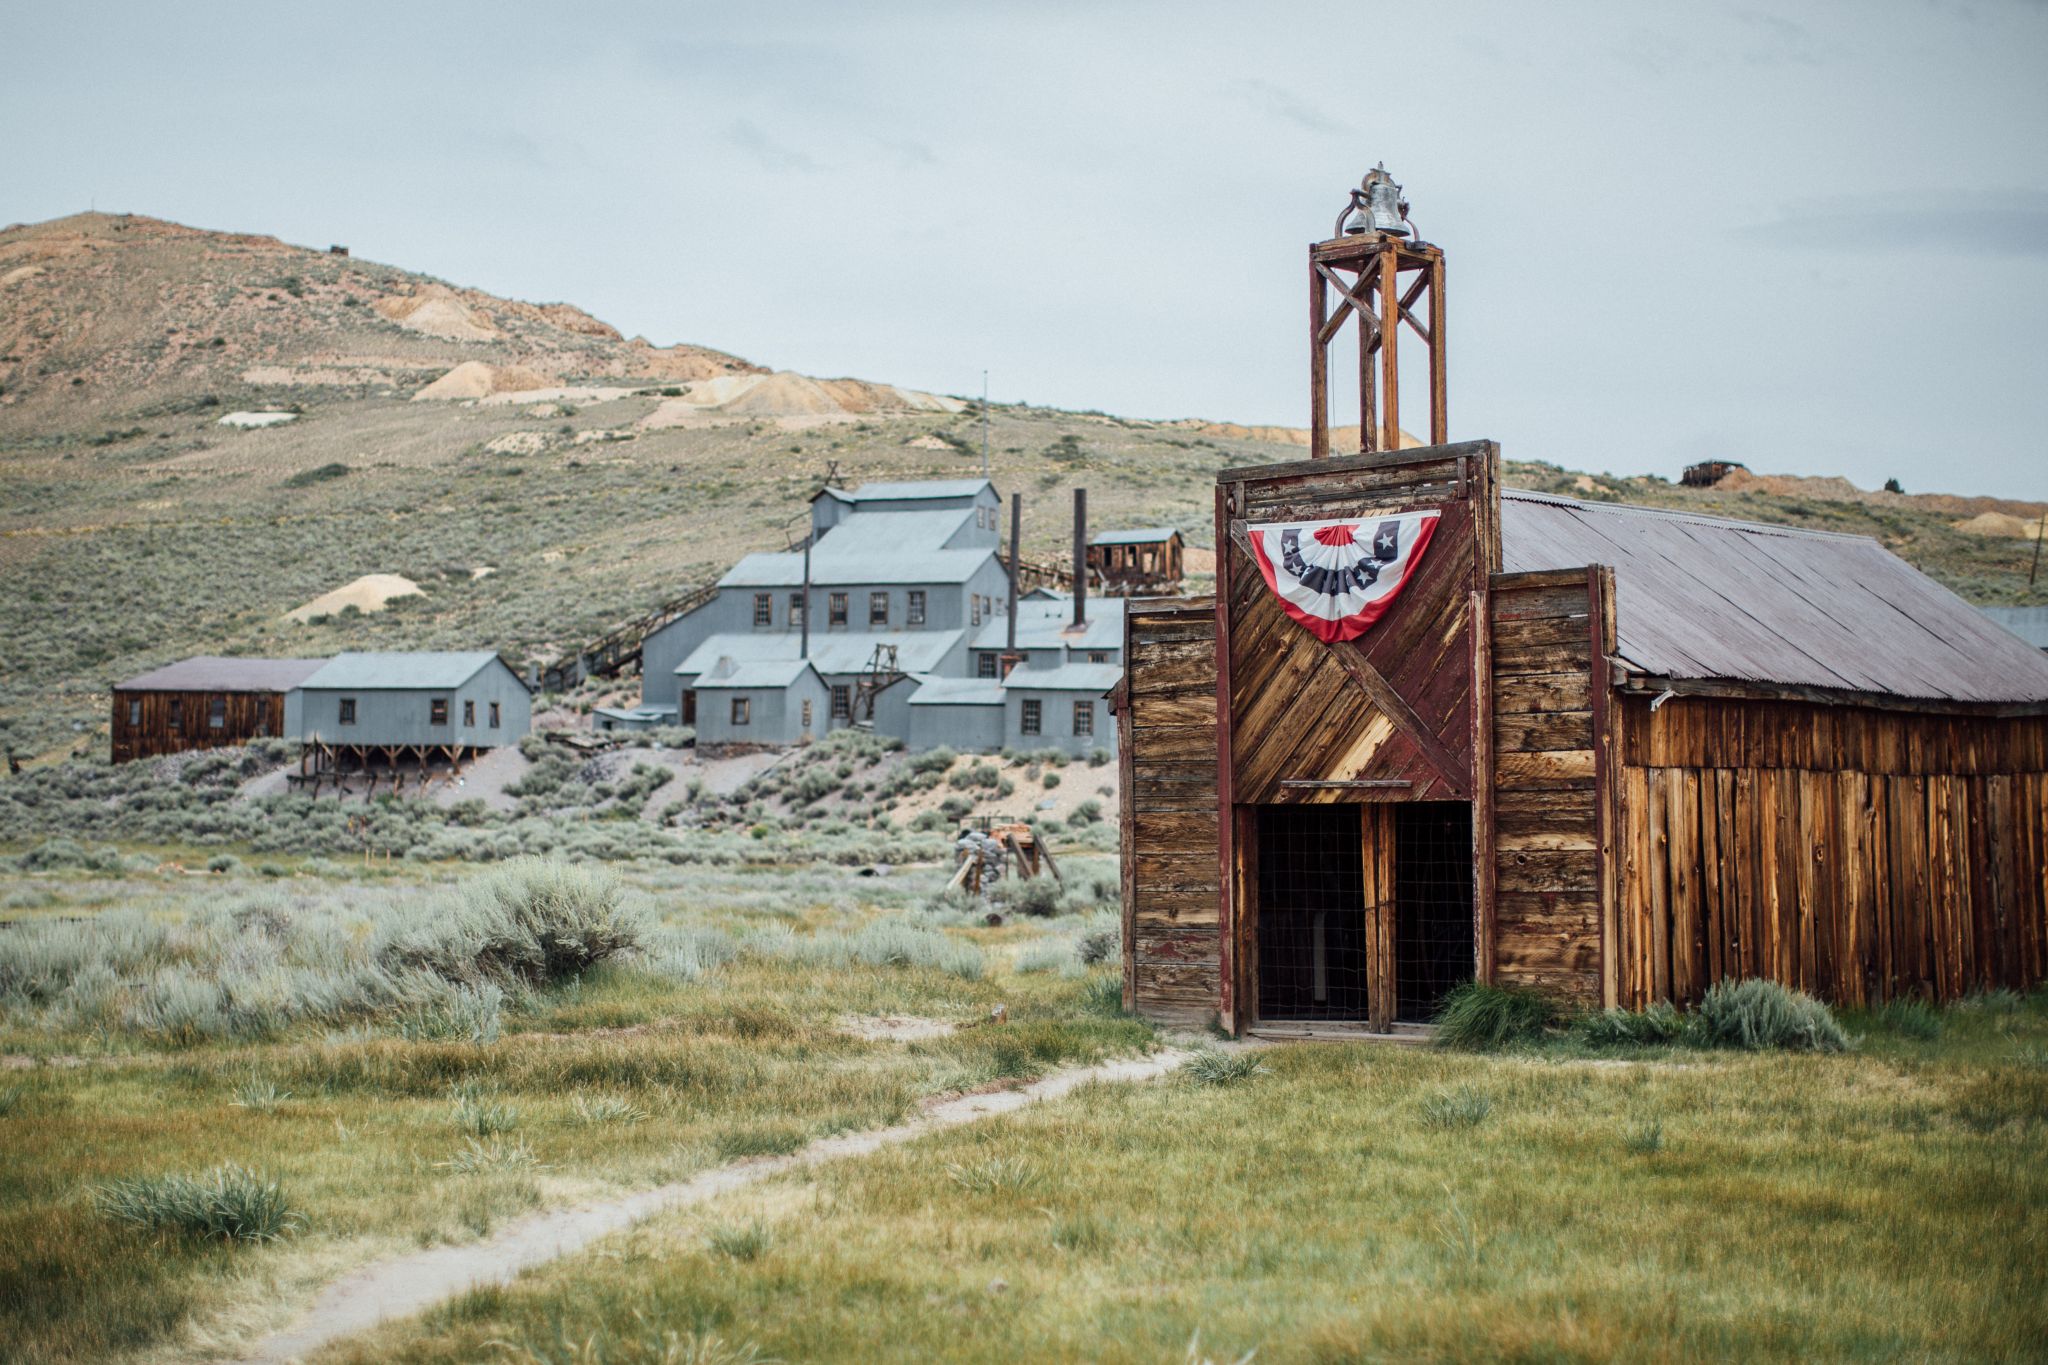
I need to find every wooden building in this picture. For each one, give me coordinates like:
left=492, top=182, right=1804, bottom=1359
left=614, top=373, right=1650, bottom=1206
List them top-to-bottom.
left=1119, top=180, right=2048, bottom=1029
left=1089, top=528, right=1185, bottom=597
left=110, top=657, right=324, bottom=763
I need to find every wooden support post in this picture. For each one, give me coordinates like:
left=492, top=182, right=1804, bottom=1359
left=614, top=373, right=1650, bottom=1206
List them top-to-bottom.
left=1378, top=241, right=1400, bottom=453
left=1428, top=258, right=1448, bottom=445
left=1309, top=266, right=1329, bottom=460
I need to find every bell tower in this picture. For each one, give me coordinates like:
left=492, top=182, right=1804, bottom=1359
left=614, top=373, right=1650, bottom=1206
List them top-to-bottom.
left=1309, top=164, right=1446, bottom=458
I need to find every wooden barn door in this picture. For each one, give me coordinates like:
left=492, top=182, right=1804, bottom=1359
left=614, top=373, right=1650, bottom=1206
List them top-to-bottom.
left=1216, top=443, right=1500, bottom=1032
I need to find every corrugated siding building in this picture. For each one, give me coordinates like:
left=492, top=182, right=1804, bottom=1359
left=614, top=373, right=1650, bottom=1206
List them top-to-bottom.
left=287, top=652, right=531, bottom=749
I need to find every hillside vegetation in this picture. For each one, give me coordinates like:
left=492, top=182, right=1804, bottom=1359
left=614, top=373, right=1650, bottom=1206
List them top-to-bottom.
left=3, top=211, right=2043, bottom=761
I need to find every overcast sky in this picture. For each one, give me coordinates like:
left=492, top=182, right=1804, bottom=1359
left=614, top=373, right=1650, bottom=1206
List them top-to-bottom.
left=4, top=1, right=2045, bottom=497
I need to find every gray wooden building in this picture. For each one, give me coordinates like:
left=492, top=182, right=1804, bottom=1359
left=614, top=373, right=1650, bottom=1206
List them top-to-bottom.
left=287, top=652, right=531, bottom=750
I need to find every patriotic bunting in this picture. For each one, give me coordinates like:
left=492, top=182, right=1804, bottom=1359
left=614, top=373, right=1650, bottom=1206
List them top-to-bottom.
left=1244, top=511, right=1440, bottom=644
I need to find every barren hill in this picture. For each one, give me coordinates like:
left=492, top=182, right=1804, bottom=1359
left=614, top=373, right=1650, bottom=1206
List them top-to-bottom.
left=0, top=211, right=2041, bottom=764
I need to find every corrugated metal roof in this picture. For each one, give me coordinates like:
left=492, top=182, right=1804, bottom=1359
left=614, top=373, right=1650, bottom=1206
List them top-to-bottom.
left=845, top=479, right=992, bottom=501
left=1502, top=491, right=2048, bottom=704
left=720, top=508, right=994, bottom=587
left=1091, top=526, right=1182, bottom=546
left=971, top=598, right=1123, bottom=651
left=1983, top=606, right=2048, bottom=651
left=676, top=630, right=965, bottom=677
left=298, top=652, right=508, bottom=691
left=115, top=657, right=326, bottom=693
left=695, top=660, right=820, bottom=689
left=1002, top=663, right=1122, bottom=693
left=906, top=676, right=1007, bottom=707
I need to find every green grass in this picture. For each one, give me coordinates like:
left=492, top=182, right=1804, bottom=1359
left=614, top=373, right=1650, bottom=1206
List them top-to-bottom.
left=0, top=856, right=1147, bottom=1363
left=323, top=993, right=2048, bottom=1364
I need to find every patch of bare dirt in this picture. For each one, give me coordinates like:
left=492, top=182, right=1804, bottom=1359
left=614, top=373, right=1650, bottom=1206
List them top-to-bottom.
left=836, top=1014, right=959, bottom=1042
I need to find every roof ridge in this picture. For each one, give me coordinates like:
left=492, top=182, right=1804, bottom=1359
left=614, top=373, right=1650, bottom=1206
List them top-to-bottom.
left=1502, top=487, right=1878, bottom=544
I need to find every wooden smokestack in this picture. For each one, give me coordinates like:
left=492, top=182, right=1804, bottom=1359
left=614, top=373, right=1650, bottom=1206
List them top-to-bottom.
left=1071, top=487, right=1087, bottom=629
left=1006, top=493, right=1022, bottom=651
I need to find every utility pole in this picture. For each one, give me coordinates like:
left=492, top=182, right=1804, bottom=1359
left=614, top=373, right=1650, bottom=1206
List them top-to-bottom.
left=981, top=370, right=990, bottom=481
left=2032, top=499, right=2045, bottom=587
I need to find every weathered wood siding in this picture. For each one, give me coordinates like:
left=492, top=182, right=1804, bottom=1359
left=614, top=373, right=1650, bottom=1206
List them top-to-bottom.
left=1218, top=444, right=1497, bottom=806
left=1486, top=567, right=1615, bottom=1009
left=1120, top=597, right=1222, bottom=1023
left=110, top=690, right=286, bottom=763
left=1618, top=696, right=2048, bottom=1005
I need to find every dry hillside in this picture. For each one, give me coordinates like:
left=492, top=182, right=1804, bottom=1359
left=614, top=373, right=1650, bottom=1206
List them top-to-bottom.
left=2, top=211, right=2043, bottom=763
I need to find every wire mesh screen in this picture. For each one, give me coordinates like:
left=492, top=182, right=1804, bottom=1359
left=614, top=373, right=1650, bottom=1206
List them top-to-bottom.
left=1394, top=802, right=1475, bottom=1022
left=1255, top=805, right=1370, bottom=1021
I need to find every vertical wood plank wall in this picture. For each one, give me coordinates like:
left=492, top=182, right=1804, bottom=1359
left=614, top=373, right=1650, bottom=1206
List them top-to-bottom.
left=1488, top=569, right=1611, bottom=1008
left=1121, top=598, right=1223, bottom=1023
left=110, top=690, right=287, bottom=763
left=1618, top=697, right=2048, bottom=1005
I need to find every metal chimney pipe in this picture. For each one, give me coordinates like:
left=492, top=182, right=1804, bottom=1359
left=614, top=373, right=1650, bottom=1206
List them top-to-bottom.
left=1072, top=487, right=1087, bottom=628
left=1007, top=493, right=1022, bottom=651
left=800, top=539, right=811, bottom=660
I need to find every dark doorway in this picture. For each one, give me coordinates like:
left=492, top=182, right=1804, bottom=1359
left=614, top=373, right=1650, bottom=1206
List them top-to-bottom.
left=1394, top=802, right=1475, bottom=1022
left=1255, top=805, right=1369, bottom=1020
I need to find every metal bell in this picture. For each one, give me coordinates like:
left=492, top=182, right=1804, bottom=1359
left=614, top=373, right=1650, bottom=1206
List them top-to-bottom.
left=1338, top=163, right=1412, bottom=238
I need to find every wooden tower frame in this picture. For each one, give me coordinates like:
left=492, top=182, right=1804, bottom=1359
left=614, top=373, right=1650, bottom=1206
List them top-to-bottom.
left=1309, top=234, right=1446, bottom=459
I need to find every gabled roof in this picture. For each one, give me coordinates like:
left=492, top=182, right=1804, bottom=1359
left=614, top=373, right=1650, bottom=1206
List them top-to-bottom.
left=843, top=478, right=994, bottom=502
left=1501, top=490, right=2048, bottom=705
left=720, top=507, right=995, bottom=587
left=1091, top=526, right=1183, bottom=546
left=970, top=597, right=1124, bottom=652
left=676, top=630, right=965, bottom=678
left=298, top=651, right=512, bottom=691
left=115, top=657, right=326, bottom=693
left=693, top=660, right=822, bottom=690
left=1001, top=662, right=1122, bottom=693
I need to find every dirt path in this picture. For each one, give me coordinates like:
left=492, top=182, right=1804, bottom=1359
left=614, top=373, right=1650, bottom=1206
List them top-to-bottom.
left=229, top=1048, right=1193, bottom=1364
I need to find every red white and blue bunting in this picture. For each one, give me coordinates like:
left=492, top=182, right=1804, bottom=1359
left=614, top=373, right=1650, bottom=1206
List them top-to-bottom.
left=1244, top=511, right=1440, bottom=644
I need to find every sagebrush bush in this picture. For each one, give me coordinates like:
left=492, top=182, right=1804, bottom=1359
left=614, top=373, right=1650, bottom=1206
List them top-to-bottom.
left=379, top=858, right=638, bottom=986
left=1695, top=979, right=1847, bottom=1052
left=1432, top=983, right=1560, bottom=1050
left=94, top=1164, right=300, bottom=1243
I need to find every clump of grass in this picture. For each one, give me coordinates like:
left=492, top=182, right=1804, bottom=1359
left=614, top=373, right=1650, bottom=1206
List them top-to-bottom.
left=1078, top=973, right=1127, bottom=1017
left=1696, top=978, right=1847, bottom=1052
left=1432, top=982, right=1559, bottom=1050
left=1878, top=998, right=1943, bottom=1041
left=1577, top=1000, right=1687, bottom=1048
left=1181, top=1048, right=1267, bottom=1086
left=230, top=1075, right=293, bottom=1112
left=0, top=1084, right=26, bottom=1117
left=1418, top=1086, right=1493, bottom=1130
left=453, top=1088, right=520, bottom=1137
left=571, top=1094, right=648, bottom=1125
left=1624, top=1118, right=1665, bottom=1155
left=438, top=1137, right=538, bottom=1173
left=947, top=1156, right=1044, bottom=1195
left=94, top=1164, right=300, bottom=1243
left=1045, top=1210, right=1116, bottom=1253
left=707, top=1220, right=771, bottom=1261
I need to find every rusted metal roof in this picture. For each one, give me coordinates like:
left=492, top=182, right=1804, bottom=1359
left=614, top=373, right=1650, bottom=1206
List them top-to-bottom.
left=1501, top=490, right=2048, bottom=705
left=114, top=657, right=325, bottom=693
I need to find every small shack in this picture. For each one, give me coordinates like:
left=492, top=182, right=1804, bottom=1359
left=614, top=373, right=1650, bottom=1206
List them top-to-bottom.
left=1119, top=172, right=2048, bottom=1030
left=1089, top=528, right=1185, bottom=596
left=287, top=651, right=531, bottom=761
left=110, top=657, right=324, bottom=762
left=692, top=660, right=828, bottom=749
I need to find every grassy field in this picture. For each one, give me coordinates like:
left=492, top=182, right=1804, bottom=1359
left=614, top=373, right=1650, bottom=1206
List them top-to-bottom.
left=0, top=856, right=1141, bottom=1364
left=306, top=993, right=2048, bottom=1365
